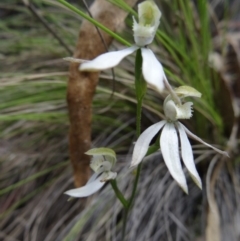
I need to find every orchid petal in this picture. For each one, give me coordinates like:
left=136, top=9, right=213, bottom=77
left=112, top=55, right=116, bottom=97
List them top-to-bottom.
left=138, top=0, right=161, bottom=28
left=79, top=46, right=138, bottom=71
left=141, top=48, right=165, bottom=92
left=174, top=86, right=202, bottom=98
left=131, top=121, right=166, bottom=167
left=160, top=123, right=188, bottom=193
left=177, top=123, right=202, bottom=189
left=181, top=123, right=229, bottom=157
left=85, top=148, right=116, bottom=160
left=86, top=172, right=98, bottom=184
left=64, top=176, right=104, bottom=198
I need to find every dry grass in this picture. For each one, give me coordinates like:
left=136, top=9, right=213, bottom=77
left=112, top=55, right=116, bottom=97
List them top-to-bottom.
left=1, top=0, right=240, bottom=240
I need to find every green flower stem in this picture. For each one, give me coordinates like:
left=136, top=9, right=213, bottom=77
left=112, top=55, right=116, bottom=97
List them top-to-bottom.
left=57, top=0, right=131, bottom=47
left=121, top=48, right=145, bottom=241
left=129, top=49, right=145, bottom=206
left=134, top=49, right=146, bottom=102
left=128, top=98, right=143, bottom=205
left=121, top=99, right=143, bottom=241
left=120, top=137, right=157, bottom=241
left=129, top=166, right=142, bottom=207
left=110, top=180, right=128, bottom=208
left=121, top=205, right=129, bottom=240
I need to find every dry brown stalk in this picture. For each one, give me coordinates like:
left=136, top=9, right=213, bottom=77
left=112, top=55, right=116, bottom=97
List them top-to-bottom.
left=67, top=0, right=137, bottom=187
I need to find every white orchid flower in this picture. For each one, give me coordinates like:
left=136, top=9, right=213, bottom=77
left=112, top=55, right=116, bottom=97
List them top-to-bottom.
left=133, top=0, right=161, bottom=46
left=76, top=1, right=165, bottom=93
left=131, top=86, right=228, bottom=193
left=64, top=148, right=117, bottom=198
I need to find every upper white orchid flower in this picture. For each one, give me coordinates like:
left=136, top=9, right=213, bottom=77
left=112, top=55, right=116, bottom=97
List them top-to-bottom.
left=133, top=0, right=161, bottom=46
left=77, top=1, right=165, bottom=93
left=131, top=86, right=229, bottom=193
left=65, top=148, right=117, bottom=198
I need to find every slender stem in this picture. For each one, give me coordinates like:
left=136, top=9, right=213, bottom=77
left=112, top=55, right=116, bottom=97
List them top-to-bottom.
left=57, top=0, right=131, bottom=47
left=121, top=48, right=145, bottom=241
left=163, top=77, right=181, bottom=105
left=128, top=98, right=143, bottom=206
left=135, top=98, right=142, bottom=137
left=115, top=99, right=157, bottom=241
left=110, top=180, right=128, bottom=208
left=121, top=209, right=129, bottom=240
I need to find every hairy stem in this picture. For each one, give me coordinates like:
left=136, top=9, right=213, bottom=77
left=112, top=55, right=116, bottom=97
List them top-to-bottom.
left=121, top=49, right=144, bottom=240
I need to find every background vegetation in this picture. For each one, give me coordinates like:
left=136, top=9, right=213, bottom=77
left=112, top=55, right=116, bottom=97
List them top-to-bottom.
left=1, top=0, right=240, bottom=240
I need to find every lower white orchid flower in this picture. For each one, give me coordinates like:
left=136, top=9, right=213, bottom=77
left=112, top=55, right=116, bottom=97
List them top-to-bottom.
left=67, top=1, right=165, bottom=93
left=131, top=86, right=228, bottom=193
left=65, top=148, right=117, bottom=198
